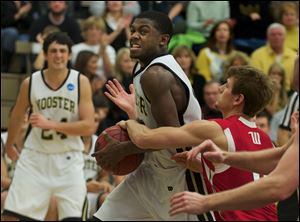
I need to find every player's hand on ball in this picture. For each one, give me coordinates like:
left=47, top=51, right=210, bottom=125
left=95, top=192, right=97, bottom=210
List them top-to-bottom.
left=92, top=132, right=124, bottom=171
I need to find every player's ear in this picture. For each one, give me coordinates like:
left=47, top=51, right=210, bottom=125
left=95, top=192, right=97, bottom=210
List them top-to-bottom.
left=159, top=34, right=170, bottom=47
left=233, top=94, right=244, bottom=106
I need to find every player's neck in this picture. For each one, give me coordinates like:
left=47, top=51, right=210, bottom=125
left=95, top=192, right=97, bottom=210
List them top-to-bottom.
left=140, top=51, right=168, bottom=68
left=43, top=68, right=69, bottom=86
left=223, top=110, right=250, bottom=120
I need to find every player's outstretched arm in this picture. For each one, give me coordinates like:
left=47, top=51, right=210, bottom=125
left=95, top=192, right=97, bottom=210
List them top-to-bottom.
left=104, top=78, right=137, bottom=119
left=170, top=128, right=299, bottom=215
left=197, top=137, right=293, bottom=175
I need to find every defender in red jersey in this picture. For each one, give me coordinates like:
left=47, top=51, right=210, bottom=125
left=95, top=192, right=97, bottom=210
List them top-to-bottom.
left=118, top=65, right=278, bottom=220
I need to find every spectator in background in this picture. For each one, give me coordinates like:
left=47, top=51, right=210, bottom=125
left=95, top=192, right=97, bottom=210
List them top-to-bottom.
left=1, top=1, right=34, bottom=72
left=29, top=1, right=82, bottom=44
left=89, top=1, right=141, bottom=18
left=102, top=1, right=132, bottom=52
left=139, top=1, right=189, bottom=34
left=186, top=1, right=230, bottom=38
left=230, top=1, right=273, bottom=55
left=270, top=1, right=299, bottom=23
left=280, top=2, right=299, bottom=52
left=72, top=16, right=116, bottom=79
left=196, top=21, right=237, bottom=82
left=251, top=23, right=297, bottom=92
left=32, top=25, right=60, bottom=71
left=172, top=45, right=206, bottom=106
left=114, top=47, right=135, bottom=93
left=74, top=50, right=106, bottom=95
left=222, top=51, right=250, bottom=82
left=265, top=63, right=288, bottom=116
left=201, top=81, right=222, bottom=120
left=92, top=92, right=113, bottom=136
left=254, top=110, right=272, bottom=139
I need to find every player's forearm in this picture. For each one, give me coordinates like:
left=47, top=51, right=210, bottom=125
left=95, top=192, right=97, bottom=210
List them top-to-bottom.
left=6, top=114, right=26, bottom=147
left=50, top=120, right=94, bottom=136
left=120, top=140, right=152, bottom=156
left=223, top=148, right=284, bottom=175
left=205, top=175, right=280, bottom=212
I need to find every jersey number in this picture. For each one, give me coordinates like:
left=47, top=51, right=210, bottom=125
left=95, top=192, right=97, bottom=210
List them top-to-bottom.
left=41, top=118, right=67, bottom=140
left=248, top=132, right=261, bottom=145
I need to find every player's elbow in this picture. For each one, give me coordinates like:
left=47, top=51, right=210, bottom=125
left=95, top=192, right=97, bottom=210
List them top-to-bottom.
left=82, top=121, right=95, bottom=136
left=270, top=177, right=297, bottom=201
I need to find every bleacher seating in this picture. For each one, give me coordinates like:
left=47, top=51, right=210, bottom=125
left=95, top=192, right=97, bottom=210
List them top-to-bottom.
left=1, top=73, right=27, bottom=130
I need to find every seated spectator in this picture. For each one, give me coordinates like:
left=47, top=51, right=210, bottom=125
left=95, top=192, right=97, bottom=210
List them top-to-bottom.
left=1, top=1, right=34, bottom=72
left=29, top=1, right=82, bottom=44
left=89, top=1, right=141, bottom=18
left=102, top=1, right=132, bottom=52
left=139, top=1, right=189, bottom=34
left=186, top=1, right=230, bottom=38
left=230, top=1, right=273, bottom=55
left=280, top=2, right=299, bottom=52
left=72, top=16, right=116, bottom=79
left=196, top=21, right=238, bottom=82
left=251, top=23, right=297, bottom=92
left=32, top=25, right=60, bottom=71
left=172, top=45, right=206, bottom=106
left=114, top=47, right=135, bottom=93
left=74, top=50, right=106, bottom=95
left=222, top=51, right=250, bottom=82
left=266, top=63, right=288, bottom=115
left=202, top=81, right=223, bottom=120
left=93, top=93, right=113, bottom=135
left=253, top=110, right=272, bottom=140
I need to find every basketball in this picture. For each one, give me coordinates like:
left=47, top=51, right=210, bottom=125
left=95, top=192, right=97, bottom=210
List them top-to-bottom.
left=94, top=125, right=144, bottom=175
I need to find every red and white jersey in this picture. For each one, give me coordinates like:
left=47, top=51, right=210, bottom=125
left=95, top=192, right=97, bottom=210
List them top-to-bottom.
left=202, top=115, right=277, bottom=221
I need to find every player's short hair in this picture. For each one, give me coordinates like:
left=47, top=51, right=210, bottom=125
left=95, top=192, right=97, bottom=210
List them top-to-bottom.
left=134, top=11, right=173, bottom=38
left=43, top=32, right=73, bottom=54
left=227, top=66, right=274, bottom=117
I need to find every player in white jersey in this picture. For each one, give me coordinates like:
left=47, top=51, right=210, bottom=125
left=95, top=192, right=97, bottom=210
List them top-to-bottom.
left=92, top=11, right=214, bottom=221
left=2, top=32, right=95, bottom=221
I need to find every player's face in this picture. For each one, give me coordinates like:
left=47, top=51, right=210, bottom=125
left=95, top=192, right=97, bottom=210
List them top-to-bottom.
left=129, top=19, right=162, bottom=60
left=45, top=42, right=70, bottom=70
left=215, top=78, right=235, bottom=112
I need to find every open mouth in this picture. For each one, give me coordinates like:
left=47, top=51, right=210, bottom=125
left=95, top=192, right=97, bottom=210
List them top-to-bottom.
left=130, top=44, right=141, bottom=49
